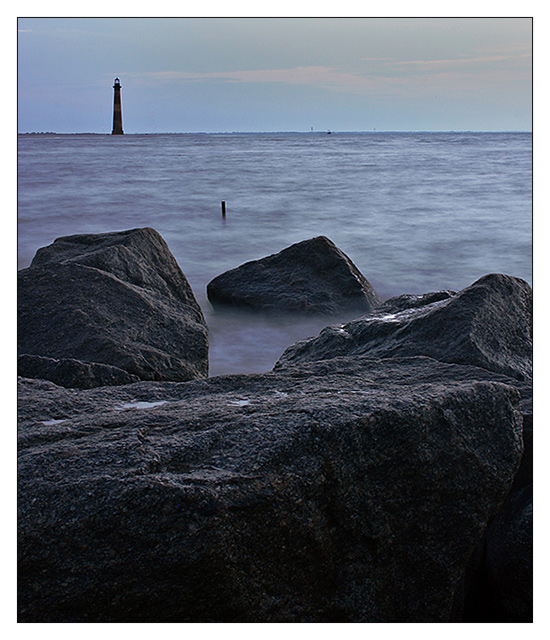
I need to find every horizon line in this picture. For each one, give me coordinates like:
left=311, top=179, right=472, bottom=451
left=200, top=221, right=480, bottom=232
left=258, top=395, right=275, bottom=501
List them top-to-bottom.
left=18, top=129, right=533, bottom=135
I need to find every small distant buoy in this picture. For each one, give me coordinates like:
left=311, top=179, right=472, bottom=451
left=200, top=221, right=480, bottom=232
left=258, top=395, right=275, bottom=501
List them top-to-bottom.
left=221, top=201, right=226, bottom=219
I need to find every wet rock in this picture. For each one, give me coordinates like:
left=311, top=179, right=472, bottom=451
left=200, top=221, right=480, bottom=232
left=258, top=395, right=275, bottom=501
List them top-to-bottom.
left=18, top=228, right=208, bottom=386
left=207, top=236, right=380, bottom=315
left=276, top=274, right=532, bottom=381
left=18, top=356, right=523, bottom=622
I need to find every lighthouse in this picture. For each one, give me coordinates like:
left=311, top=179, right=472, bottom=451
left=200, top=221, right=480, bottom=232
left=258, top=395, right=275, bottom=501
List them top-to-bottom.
left=111, top=77, right=124, bottom=135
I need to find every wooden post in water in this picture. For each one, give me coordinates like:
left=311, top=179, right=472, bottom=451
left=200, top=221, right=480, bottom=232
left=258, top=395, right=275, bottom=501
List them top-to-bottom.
left=221, top=201, right=226, bottom=219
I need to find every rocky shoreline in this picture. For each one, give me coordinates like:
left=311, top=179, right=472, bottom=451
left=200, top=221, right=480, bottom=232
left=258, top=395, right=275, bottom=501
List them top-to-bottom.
left=17, top=228, right=532, bottom=622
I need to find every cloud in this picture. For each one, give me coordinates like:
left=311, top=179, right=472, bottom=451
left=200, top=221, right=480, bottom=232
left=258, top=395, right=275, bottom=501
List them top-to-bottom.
left=127, top=48, right=531, bottom=101
left=386, top=52, right=531, bottom=72
left=392, top=55, right=509, bottom=68
left=130, top=66, right=403, bottom=97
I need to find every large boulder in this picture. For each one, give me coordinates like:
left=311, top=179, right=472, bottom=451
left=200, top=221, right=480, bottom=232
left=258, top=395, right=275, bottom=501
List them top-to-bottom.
left=18, top=228, right=208, bottom=386
left=206, top=236, right=380, bottom=315
left=275, top=274, right=532, bottom=381
left=18, top=356, right=523, bottom=622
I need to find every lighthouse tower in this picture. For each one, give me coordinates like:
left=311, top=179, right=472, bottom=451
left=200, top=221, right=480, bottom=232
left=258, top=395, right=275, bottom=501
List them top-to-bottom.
left=111, top=78, right=124, bottom=135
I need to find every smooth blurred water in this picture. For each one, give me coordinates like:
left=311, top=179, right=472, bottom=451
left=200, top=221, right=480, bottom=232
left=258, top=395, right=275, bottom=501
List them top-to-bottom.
left=18, top=132, right=532, bottom=376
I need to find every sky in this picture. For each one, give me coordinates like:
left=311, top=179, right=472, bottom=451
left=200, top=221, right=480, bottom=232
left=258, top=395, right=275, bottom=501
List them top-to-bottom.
left=17, top=16, right=532, bottom=133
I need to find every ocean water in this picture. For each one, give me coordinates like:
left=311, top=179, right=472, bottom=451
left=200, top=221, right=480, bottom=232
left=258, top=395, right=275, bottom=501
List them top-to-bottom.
left=18, top=132, right=532, bottom=376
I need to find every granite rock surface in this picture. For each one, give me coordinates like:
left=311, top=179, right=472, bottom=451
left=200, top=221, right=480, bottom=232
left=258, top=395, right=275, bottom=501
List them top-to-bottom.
left=18, top=228, right=208, bottom=386
left=207, top=236, right=380, bottom=315
left=276, top=274, right=532, bottom=381
left=18, top=356, right=523, bottom=622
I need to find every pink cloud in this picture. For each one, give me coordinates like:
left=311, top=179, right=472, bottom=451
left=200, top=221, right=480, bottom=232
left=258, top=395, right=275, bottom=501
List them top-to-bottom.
left=130, top=52, right=530, bottom=100
left=387, top=53, right=531, bottom=72
left=134, top=66, right=403, bottom=97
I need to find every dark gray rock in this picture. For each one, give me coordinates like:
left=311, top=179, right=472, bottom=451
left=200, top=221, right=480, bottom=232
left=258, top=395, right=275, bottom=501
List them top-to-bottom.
left=18, top=228, right=208, bottom=386
left=207, top=236, right=380, bottom=315
left=276, top=274, right=532, bottom=381
left=17, top=353, right=139, bottom=389
left=18, top=356, right=523, bottom=622
left=443, top=377, right=532, bottom=622
left=512, top=410, right=532, bottom=492
left=486, top=485, right=533, bottom=622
